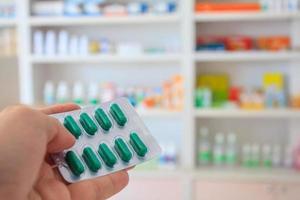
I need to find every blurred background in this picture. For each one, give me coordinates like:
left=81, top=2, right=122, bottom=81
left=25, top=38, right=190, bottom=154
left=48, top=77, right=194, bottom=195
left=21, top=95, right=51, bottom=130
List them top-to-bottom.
left=1, top=0, right=300, bottom=199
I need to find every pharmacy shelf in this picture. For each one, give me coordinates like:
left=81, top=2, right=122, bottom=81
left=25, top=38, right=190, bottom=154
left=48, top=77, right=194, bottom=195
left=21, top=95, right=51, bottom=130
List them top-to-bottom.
left=194, top=12, right=300, bottom=22
left=29, top=14, right=180, bottom=27
left=0, top=18, right=16, bottom=27
left=194, top=51, right=300, bottom=62
left=30, top=54, right=181, bottom=64
left=137, top=109, right=182, bottom=118
left=195, top=109, right=300, bottom=119
left=131, top=168, right=300, bottom=182
left=193, top=168, right=300, bottom=183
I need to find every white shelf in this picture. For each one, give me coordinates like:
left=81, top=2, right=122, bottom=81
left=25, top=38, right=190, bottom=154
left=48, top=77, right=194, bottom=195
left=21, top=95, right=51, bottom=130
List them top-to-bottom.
left=195, top=12, right=300, bottom=22
left=29, top=14, right=180, bottom=26
left=0, top=18, right=16, bottom=27
left=194, top=51, right=300, bottom=62
left=30, top=54, right=181, bottom=64
left=137, top=109, right=182, bottom=118
left=195, top=109, right=300, bottom=119
left=130, top=168, right=300, bottom=182
left=193, top=168, right=300, bottom=182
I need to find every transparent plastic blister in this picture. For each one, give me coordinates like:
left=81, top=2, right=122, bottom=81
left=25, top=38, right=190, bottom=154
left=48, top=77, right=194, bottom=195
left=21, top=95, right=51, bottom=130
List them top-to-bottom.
left=51, top=98, right=161, bottom=183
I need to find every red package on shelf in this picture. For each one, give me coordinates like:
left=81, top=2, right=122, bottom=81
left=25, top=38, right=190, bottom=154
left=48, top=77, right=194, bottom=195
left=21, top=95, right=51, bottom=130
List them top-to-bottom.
left=195, top=3, right=261, bottom=12
left=224, top=36, right=253, bottom=51
left=229, top=87, right=241, bottom=103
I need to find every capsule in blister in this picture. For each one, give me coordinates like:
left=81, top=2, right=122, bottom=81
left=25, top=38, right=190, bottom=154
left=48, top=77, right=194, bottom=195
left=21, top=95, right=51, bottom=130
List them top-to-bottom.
left=110, top=103, right=127, bottom=127
left=95, top=108, right=112, bottom=131
left=79, top=113, right=98, bottom=136
left=64, top=116, right=82, bottom=139
left=130, top=132, right=148, bottom=157
left=114, top=138, right=132, bottom=162
left=98, top=143, right=117, bottom=167
left=82, top=147, right=101, bottom=172
left=65, top=151, right=85, bottom=176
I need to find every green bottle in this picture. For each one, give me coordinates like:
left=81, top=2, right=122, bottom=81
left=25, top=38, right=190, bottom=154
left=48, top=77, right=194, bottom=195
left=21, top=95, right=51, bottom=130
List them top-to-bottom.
left=198, top=127, right=212, bottom=166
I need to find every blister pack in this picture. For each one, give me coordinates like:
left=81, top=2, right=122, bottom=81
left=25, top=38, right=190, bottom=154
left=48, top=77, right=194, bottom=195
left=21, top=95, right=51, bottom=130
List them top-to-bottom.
left=51, top=98, right=161, bottom=183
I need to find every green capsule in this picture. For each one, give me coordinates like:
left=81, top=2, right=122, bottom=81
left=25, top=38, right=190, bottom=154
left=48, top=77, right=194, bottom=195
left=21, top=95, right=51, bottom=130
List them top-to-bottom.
left=109, top=103, right=127, bottom=127
left=95, top=108, right=112, bottom=131
left=79, top=113, right=98, bottom=136
left=64, top=115, right=82, bottom=139
left=130, top=132, right=148, bottom=157
left=114, top=138, right=132, bottom=162
left=98, top=143, right=117, bottom=168
left=82, top=147, right=101, bottom=172
left=65, top=151, right=85, bottom=176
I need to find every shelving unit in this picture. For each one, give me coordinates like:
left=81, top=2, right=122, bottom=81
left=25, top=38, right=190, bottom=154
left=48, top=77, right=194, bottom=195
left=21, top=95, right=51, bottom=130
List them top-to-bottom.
left=5, top=0, right=300, bottom=199
left=194, top=12, right=300, bottom=22
left=29, top=14, right=180, bottom=26
left=0, top=18, right=17, bottom=27
left=194, top=51, right=300, bottom=62
left=30, top=54, right=181, bottom=64
left=195, top=109, right=300, bottom=119
left=131, top=168, right=300, bottom=182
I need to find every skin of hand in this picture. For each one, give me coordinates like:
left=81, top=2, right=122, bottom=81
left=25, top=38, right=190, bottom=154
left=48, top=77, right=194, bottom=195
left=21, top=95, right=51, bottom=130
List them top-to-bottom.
left=0, top=104, right=129, bottom=200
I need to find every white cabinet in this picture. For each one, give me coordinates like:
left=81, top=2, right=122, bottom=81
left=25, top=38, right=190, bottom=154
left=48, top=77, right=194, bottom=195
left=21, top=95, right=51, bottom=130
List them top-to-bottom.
left=110, top=178, right=183, bottom=200
left=194, top=180, right=300, bottom=200
left=195, top=181, right=273, bottom=200
left=275, top=183, right=300, bottom=200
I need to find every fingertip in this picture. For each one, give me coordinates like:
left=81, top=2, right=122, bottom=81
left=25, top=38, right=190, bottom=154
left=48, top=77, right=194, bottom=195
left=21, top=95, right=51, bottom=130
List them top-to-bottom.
left=40, top=103, right=81, bottom=115
left=110, top=170, right=130, bottom=191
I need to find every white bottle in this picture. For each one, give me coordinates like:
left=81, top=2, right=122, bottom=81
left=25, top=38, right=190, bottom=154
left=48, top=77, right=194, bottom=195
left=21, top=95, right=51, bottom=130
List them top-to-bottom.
left=260, top=0, right=269, bottom=11
left=267, top=0, right=275, bottom=11
left=274, top=0, right=282, bottom=12
left=282, top=0, right=290, bottom=11
left=289, top=0, right=299, bottom=12
left=33, top=30, right=44, bottom=55
left=58, top=30, right=69, bottom=55
left=45, top=31, right=56, bottom=56
left=69, top=35, right=79, bottom=55
left=79, top=35, right=89, bottom=55
left=43, top=81, right=55, bottom=105
left=56, top=81, right=70, bottom=103
left=72, top=81, right=85, bottom=105
left=88, top=82, right=99, bottom=105
left=203, top=88, right=212, bottom=108
left=198, top=127, right=211, bottom=166
left=213, top=133, right=225, bottom=166
left=225, top=133, right=237, bottom=167
left=166, top=142, right=177, bottom=169
left=159, top=143, right=167, bottom=168
left=242, top=144, right=252, bottom=167
left=251, top=144, right=260, bottom=167
left=262, top=144, right=272, bottom=167
left=272, top=145, right=282, bottom=167
left=284, top=145, right=293, bottom=168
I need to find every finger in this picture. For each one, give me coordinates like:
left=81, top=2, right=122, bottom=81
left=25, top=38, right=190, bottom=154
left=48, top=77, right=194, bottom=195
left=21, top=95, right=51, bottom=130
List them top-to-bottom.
left=40, top=103, right=81, bottom=115
left=39, top=104, right=79, bottom=152
left=46, top=117, right=76, bottom=153
left=68, top=170, right=129, bottom=200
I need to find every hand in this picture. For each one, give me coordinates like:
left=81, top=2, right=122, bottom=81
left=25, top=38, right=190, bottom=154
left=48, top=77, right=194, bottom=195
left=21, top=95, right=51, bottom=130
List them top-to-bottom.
left=0, top=104, right=129, bottom=200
